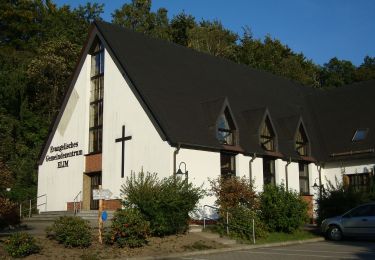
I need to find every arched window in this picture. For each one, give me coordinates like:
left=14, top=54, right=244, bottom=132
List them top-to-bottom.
left=217, top=108, right=236, bottom=145
left=260, top=116, right=275, bottom=151
left=296, top=124, right=309, bottom=156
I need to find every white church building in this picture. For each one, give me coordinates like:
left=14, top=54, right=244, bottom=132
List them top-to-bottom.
left=37, top=21, right=375, bottom=220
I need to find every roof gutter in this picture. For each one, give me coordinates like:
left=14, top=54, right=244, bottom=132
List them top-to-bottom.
left=330, top=148, right=375, bottom=158
left=249, top=153, right=257, bottom=186
left=285, top=157, right=292, bottom=190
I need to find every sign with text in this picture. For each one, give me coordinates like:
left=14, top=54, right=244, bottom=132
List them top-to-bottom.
left=45, top=141, right=83, bottom=169
left=93, top=189, right=113, bottom=200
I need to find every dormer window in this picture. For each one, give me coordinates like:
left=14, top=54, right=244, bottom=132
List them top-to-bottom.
left=217, top=108, right=236, bottom=145
left=260, top=116, right=275, bottom=151
left=296, top=124, right=309, bottom=156
left=352, top=129, right=369, bottom=142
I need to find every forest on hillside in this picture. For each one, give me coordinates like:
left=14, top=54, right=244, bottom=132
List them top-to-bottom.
left=1, top=0, right=374, bottom=203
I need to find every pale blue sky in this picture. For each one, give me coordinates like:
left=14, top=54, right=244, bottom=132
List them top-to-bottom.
left=55, top=0, right=375, bottom=66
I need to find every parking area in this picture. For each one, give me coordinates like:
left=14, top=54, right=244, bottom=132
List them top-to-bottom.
left=175, top=240, right=375, bottom=260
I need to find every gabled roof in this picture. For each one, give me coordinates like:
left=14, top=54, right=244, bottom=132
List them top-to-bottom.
left=38, top=20, right=375, bottom=164
left=94, top=20, right=325, bottom=159
left=308, top=79, right=375, bottom=161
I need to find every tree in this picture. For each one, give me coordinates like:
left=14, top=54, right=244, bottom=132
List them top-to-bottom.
left=112, top=0, right=154, bottom=33
left=170, top=12, right=196, bottom=46
left=187, top=20, right=238, bottom=59
left=26, top=38, right=80, bottom=119
left=355, top=56, right=375, bottom=82
left=320, top=57, right=356, bottom=88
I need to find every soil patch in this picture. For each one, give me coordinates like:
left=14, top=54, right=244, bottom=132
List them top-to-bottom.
left=0, top=232, right=226, bottom=259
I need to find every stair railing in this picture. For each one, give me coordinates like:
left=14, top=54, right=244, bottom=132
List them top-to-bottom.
left=73, top=191, right=82, bottom=215
left=19, top=194, right=47, bottom=219
left=203, top=204, right=256, bottom=244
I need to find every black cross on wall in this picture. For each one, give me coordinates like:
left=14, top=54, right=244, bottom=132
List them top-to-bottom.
left=115, top=125, right=132, bottom=178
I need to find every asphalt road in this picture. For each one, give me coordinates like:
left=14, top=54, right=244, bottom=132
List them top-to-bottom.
left=174, top=240, right=375, bottom=260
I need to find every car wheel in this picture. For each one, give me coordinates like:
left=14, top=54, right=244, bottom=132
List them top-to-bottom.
left=327, top=225, right=343, bottom=241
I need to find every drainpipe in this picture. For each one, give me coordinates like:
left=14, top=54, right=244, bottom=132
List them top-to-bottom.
left=173, top=144, right=181, bottom=176
left=249, top=153, right=257, bottom=186
left=285, top=157, right=292, bottom=190
left=317, top=163, right=323, bottom=199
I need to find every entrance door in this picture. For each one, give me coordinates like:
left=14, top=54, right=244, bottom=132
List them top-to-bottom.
left=90, top=173, right=102, bottom=210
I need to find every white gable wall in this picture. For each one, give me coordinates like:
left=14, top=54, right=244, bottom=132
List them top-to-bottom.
left=101, top=49, right=173, bottom=199
left=37, top=57, right=90, bottom=212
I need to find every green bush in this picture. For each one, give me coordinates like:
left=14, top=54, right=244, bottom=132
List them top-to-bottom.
left=121, top=171, right=204, bottom=236
left=316, top=179, right=375, bottom=225
left=259, top=184, right=308, bottom=233
left=0, top=197, right=20, bottom=229
left=216, top=206, right=268, bottom=240
left=105, top=208, right=150, bottom=248
left=46, top=216, right=92, bottom=248
left=4, top=232, right=40, bottom=258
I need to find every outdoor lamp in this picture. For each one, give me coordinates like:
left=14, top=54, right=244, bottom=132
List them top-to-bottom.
left=176, top=161, right=188, bottom=182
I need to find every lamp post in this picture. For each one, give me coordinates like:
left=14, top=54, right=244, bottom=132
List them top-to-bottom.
left=176, top=162, right=188, bottom=182
left=312, top=177, right=324, bottom=198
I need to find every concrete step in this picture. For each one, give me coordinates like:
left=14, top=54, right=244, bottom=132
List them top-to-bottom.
left=189, top=224, right=203, bottom=233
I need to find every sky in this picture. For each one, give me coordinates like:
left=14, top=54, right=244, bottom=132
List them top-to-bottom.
left=55, top=0, right=375, bottom=66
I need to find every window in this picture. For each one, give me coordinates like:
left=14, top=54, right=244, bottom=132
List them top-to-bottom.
left=89, top=41, right=104, bottom=153
left=217, top=108, right=236, bottom=145
left=260, top=116, right=275, bottom=151
left=296, top=124, right=309, bottom=156
left=352, top=129, right=369, bottom=142
left=221, top=153, right=236, bottom=178
left=263, top=157, right=275, bottom=185
left=299, top=162, right=310, bottom=195
left=347, top=172, right=373, bottom=192
left=347, top=205, right=375, bottom=218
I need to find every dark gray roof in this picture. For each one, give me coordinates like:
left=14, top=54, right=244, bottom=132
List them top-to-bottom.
left=37, top=20, right=373, bottom=164
left=94, top=20, right=375, bottom=162
left=308, top=80, right=375, bottom=161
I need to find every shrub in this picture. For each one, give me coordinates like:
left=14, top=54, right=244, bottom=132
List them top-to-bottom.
left=121, top=171, right=204, bottom=236
left=209, top=176, right=258, bottom=210
left=316, top=179, right=375, bottom=225
left=259, top=184, right=308, bottom=233
left=0, top=197, right=20, bottom=229
left=216, top=206, right=267, bottom=240
left=105, top=208, right=150, bottom=248
left=46, top=216, right=92, bottom=248
left=4, top=232, right=40, bottom=258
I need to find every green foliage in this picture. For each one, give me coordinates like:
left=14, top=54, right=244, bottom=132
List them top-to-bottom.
left=121, top=171, right=204, bottom=236
left=209, top=176, right=258, bottom=210
left=316, top=178, right=375, bottom=225
left=259, top=184, right=308, bottom=233
left=0, top=197, right=20, bottom=229
left=217, top=206, right=268, bottom=240
left=105, top=208, right=150, bottom=248
left=46, top=216, right=92, bottom=248
left=4, top=232, right=40, bottom=258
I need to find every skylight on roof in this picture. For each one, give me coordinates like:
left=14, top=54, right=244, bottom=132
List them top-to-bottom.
left=352, top=129, right=369, bottom=142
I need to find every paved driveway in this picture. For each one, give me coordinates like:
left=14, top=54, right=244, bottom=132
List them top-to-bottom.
left=174, top=240, right=375, bottom=260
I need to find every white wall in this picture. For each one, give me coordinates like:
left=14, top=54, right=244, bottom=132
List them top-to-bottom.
left=101, top=49, right=173, bottom=200
left=37, top=57, right=90, bottom=212
left=175, top=148, right=220, bottom=218
left=237, top=154, right=263, bottom=193
left=322, top=160, right=375, bottom=188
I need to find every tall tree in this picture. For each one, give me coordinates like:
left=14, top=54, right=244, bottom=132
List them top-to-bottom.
left=170, top=12, right=196, bottom=46
left=187, top=20, right=238, bottom=59
left=320, top=57, right=356, bottom=88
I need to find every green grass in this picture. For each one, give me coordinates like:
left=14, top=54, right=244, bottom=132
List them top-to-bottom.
left=255, top=230, right=319, bottom=245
